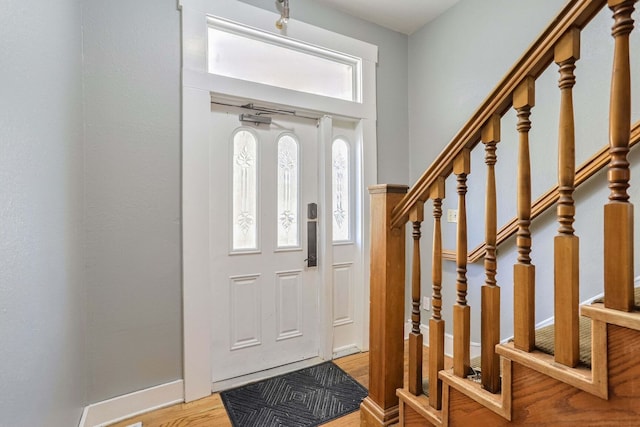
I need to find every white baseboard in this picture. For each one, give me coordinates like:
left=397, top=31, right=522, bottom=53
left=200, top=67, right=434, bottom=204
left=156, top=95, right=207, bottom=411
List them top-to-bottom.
left=404, top=284, right=628, bottom=359
left=521, top=290, right=611, bottom=331
left=405, top=320, right=482, bottom=360
left=333, top=344, right=361, bottom=359
left=79, top=380, right=184, bottom=427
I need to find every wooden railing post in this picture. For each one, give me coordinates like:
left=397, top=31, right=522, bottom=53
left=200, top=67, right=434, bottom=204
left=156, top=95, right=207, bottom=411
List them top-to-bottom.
left=605, top=0, right=636, bottom=312
left=554, top=28, right=581, bottom=368
left=513, top=76, right=536, bottom=352
left=481, top=114, right=501, bottom=393
left=453, top=149, right=471, bottom=378
left=429, top=178, right=445, bottom=409
left=361, top=184, right=408, bottom=427
left=408, top=203, right=424, bottom=396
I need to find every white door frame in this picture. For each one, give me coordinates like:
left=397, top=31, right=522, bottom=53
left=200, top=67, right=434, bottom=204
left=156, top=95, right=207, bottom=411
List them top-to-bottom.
left=179, top=0, right=378, bottom=402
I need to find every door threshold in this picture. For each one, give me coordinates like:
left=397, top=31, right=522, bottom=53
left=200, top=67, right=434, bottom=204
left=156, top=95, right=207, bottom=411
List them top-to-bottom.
left=332, top=345, right=361, bottom=359
left=212, top=357, right=325, bottom=392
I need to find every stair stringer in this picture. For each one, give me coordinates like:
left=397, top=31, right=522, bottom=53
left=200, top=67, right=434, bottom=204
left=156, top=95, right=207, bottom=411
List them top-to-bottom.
left=398, top=307, right=640, bottom=426
left=496, top=309, right=608, bottom=400
left=445, top=321, right=640, bottom=426
left=397, top=357, right=512, bottom=427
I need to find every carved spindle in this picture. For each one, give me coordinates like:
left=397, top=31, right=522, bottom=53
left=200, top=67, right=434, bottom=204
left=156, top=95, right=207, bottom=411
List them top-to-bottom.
left=605, top=0, right=635, bottom=312
left=554, top=28, right=580, bottom=368
left=513, top=77, right=536, bottom=352
left=481, top=114, right=501, bottom=393
left=453, top=149, right=471, bottom=378
left=429, top=178, right=445, bottom=409
left=408, top=204, right=424, bottom=396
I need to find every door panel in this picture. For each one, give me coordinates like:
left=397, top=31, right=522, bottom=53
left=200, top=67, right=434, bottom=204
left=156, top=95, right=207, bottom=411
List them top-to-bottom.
left=210, top=103, right=319, bottom=382
left=330, top=119, right=363, bottom=356
left=332, top=263, right=354, bottom=326
left=276, top=270, right=304, bottom=340
left=229, top=274, right=261, bottom=350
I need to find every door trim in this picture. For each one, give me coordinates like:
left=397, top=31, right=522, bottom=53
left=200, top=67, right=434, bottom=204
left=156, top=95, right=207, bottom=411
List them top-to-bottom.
left=180, top=0, right=378, bottom=402
left=318, top=116, right=333, bottom=362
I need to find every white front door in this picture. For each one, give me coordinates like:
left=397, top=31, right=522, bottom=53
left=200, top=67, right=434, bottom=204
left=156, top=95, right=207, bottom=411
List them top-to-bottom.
left=209, top=102, right=320, bottom=384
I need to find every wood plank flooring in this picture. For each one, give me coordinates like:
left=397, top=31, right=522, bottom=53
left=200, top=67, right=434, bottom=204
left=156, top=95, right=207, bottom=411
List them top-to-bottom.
left=110, top=343, right=436, bottom=426
left=109, top=352, right=370, bottom=427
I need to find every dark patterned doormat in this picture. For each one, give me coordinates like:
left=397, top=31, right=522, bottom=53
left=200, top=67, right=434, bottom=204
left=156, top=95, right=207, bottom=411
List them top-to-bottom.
left=220, top=361, right=368, bottom=427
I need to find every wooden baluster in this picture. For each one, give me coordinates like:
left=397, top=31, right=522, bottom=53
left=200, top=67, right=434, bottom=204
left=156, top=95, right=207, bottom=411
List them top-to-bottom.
left=605, top=0, right=636, bottom=312
left=554, top=28, right=580, bottom=368
left=513, top=77, right=536, bottom=352
left=481, top=114, right=501, bottom=393
left=453, top=149, right=471, bottom=378
left=429, top=178, right=445, bottom=409
left=361, top=184, right=409, bottom=427
left=409, top=203, right=424, bottom=396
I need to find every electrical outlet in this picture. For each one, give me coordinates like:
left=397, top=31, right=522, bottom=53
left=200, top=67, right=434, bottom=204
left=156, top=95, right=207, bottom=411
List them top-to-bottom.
left=447, top=209, right=458, bottom=223
left=422, top=296, right=430, bottom=311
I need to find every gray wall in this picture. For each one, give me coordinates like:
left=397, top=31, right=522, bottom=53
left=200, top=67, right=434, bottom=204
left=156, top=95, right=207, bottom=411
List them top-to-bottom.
left=0, top=0, right=86, bottom=425
left=7, top=0, right=633, bottom=417
left=80, top=0, right=409, bottom=403
left=82, top=0, right=183, bottom=402
left=240, top=0, right=410, bottom=185
left=408, top=0, right=640, bottom=341
left=408, top=0, right=561, bottom=181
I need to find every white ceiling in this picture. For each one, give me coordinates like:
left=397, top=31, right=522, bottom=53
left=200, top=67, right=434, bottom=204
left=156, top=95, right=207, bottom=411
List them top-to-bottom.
left=313, top=0, right=460, bottom=35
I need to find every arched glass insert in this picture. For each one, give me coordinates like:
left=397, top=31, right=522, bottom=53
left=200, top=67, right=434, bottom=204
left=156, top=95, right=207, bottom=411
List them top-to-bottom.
left=232, top=129, right=258, bottom=251
left=277, top=134, right=300, bottom=248
left=332, top=138, right=351, bottom=242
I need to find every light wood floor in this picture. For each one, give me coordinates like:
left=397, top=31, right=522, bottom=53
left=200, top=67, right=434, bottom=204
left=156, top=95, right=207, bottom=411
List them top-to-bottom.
left=110, top=343, right=438, bottom=427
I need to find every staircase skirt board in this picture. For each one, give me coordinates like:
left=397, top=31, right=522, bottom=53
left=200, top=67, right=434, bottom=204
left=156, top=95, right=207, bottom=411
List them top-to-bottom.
left=582, top=303, right=640, bottom=331
left=495, top=315, right=608, bottom=400
left=399, top=323, right=640, bottom=426
left=452, top=325, right=640, bottom=426
left=439, top=357, right=512, bottom=421
left=397, top=389, right=443, bottom=427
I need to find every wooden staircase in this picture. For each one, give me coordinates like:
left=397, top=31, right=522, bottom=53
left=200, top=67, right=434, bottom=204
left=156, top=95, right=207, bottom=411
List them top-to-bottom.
left=361, top=0, right=640, bottom=426
left=397, top=306, right=640, bottom=426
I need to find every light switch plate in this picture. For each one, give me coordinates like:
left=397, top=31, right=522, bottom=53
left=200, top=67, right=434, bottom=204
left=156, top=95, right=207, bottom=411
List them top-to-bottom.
left=447, top=209, right=458, bottom=223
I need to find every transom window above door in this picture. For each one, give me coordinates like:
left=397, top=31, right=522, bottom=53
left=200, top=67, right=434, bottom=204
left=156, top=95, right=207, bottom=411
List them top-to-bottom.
left=207, top=17, right=362, bottom=102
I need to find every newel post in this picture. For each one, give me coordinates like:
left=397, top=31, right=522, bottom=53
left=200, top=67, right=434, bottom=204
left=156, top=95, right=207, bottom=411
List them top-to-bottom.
left=361, top=184, right=408, bottom=427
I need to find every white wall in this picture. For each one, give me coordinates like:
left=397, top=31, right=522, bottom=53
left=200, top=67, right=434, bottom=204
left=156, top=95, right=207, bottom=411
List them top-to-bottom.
left=0, top=0, right=86, bottom=425
left=82, top=0, right=183, bottom=402
left=240, top=0, right=410, bottom=185
left=408, top=0, right=640, bottom=341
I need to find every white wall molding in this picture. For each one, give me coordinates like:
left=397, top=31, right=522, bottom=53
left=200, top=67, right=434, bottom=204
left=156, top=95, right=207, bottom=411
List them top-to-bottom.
left=404, top=282, right=637, bottom=361
left=404, top=320, right=482, bottom=360
left=79, top=380, right=184, bottom=427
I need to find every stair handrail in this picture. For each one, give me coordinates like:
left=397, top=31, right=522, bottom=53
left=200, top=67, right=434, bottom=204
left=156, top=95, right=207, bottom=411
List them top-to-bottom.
left=362, top=0, right=637, bottom=425
left=391, top=0, right=606, bottom=229
left=442, top=120, right=640, bottom=263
